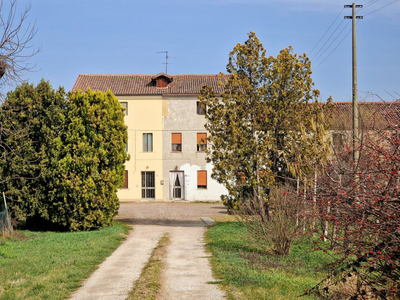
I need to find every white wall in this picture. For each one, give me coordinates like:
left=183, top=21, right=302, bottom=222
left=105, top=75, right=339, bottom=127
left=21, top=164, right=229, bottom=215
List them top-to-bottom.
left=179, top=163, right=228, bottom=201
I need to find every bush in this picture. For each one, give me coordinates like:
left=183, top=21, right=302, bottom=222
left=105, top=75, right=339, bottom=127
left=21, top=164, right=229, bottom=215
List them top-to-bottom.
left=0, top=82, right=128, bottom=231
left=311, top=116, right=400, bottom=298
left=237, top=184, right=305, bottom=256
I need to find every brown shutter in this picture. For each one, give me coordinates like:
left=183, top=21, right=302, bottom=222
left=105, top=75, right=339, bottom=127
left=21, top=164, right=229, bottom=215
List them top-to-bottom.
left=157, top=78, right=167, bottom=87
left=172, top=133, right=182, bottom=144
left=197, top=133, right=207, bottom=144
left=123, top=170, right=128, bottom=189
left=197, top=171, right=207, bottom=186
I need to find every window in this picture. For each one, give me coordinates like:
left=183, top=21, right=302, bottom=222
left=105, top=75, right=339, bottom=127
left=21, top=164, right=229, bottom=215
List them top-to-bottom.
left=156, top=78, right=168, bottom=87
left=197, top=101, right=205, bottom=115
left=120, top=102, right=128, bottom=115
left=143, top=133, right=153, bottom=152
left=172, top=133, right=182, bottom=152
left=197, top=133, right=207, bottom=152
left=123, top=170, right=128, bottom=189
left=197, top=170, right=207, bottom=189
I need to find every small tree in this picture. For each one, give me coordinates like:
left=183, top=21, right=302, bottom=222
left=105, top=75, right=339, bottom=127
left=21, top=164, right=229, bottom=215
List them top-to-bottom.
left=199, top=32, right=333, bottom=221
left=0, top=80, right=66, bottom=224
left=56, top=89, right=128, bottom=231
left=238, top=183, right=306, bottom=256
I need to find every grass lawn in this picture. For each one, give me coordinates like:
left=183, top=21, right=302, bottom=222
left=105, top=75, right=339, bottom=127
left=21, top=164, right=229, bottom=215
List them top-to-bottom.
left=206, top=221, right=330, bottom=300
left=0, top=222, right=130, bottom=300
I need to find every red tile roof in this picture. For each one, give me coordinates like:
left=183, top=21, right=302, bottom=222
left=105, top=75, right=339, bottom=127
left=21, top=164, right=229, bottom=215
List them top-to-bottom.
left=72, top=73, right=225, bottom=96
left=72, top=73, right=400, bottom=130
left=330, top=101, right=400, bottom=130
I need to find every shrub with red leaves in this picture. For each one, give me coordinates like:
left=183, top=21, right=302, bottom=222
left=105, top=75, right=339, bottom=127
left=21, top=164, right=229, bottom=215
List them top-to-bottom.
left=310, top=114, right=400, bottom=299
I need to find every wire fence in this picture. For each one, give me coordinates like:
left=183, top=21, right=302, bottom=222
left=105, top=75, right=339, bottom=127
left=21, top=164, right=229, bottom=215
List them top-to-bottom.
left=0, top=192, right=12, bottom=233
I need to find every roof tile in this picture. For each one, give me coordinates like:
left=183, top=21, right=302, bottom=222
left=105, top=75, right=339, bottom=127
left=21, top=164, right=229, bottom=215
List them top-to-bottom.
left=72, top=74, right=224, bottom=96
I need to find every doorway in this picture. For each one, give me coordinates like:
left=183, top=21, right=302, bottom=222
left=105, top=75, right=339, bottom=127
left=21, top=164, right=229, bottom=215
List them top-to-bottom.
left=169, top=171, right=184, bottom=200
left=141, top=172, right=155, bottom=199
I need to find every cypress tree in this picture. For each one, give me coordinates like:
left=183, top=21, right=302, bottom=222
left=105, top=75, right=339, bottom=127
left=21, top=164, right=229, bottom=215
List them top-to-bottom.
left=0, top=82, right=128, bottom=231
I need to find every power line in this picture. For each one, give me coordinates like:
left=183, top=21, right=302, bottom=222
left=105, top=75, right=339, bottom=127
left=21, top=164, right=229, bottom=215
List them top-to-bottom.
left=311, top=0, right=397, bottom=70
left=363, top=0, right=379, bottom=8
left=364, top=0, right=398, bottom=16
left=310, top=4, right=363, bottom=63
left=312, top=4, right=364, bottom=69
left=308, top=8, right=344, bottom=56
left=313, top=22, right=350, bottom=64
left=313, top=25, right=353, bottom=70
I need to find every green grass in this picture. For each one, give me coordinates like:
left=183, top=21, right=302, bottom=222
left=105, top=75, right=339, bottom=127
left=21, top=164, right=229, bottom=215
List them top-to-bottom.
left=0, top=222, right=130, bottom=300
left=206, top=222, right=330, bottom=300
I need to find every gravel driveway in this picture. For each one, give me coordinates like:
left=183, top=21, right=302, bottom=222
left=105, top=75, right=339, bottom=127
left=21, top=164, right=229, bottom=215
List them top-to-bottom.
left=70, top=202, right=228, bottom=300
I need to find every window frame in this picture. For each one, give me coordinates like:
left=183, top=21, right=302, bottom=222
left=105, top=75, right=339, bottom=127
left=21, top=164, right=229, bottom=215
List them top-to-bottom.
left=196, top=101, right=206, bottom=115
left=120, top=102, right=128, bottom=115
left=143, top=133, right=153, bottom=152
left=171, top=133, right=182, bottom=152
left=197, top=133, right=207, bottom=152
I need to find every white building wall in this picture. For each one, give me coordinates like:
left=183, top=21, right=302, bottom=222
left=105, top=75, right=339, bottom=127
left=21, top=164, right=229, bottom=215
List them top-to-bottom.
left=179, top=163, right=228, bottom=201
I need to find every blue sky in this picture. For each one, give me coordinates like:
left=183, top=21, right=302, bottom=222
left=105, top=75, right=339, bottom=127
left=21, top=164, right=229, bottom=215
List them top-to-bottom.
left=4, top=0, right=400, bottom=103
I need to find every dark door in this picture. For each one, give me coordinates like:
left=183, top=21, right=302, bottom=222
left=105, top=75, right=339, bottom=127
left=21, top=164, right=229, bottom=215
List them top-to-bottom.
left=141, top=172, right=155, bottom=199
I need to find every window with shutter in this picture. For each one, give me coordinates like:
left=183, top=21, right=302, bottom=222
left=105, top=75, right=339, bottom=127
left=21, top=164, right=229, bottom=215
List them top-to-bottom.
left=172, top=133, right=182, bottom=152
left=197, top=133, right=207, bottom=152
left=123, top=170, right=128, bottom=189
left=197, top=170, right=207, bottom=189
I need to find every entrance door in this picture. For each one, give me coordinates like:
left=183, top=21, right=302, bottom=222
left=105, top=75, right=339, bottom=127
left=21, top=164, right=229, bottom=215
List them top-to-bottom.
left=169, top=171, right=184, bottom=200
left=142, top=172, right=155, bottom=199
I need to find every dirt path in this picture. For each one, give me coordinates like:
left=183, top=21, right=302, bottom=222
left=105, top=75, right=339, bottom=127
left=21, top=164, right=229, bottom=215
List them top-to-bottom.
left=70, top=203, right=227, bottom=300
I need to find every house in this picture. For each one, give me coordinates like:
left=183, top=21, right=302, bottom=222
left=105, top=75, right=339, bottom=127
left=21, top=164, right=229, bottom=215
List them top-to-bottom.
left=72, top=73, right=228, bottom=201
left=329, top=101, right=400, bottom=151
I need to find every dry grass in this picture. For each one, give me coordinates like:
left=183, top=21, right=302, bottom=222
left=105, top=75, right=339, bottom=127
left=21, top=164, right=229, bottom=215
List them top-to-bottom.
left=212, top=215, right=237, bottom=223
left=126, top=234, right=170, bottom=300
left=314, top=273, right=399, bottom=300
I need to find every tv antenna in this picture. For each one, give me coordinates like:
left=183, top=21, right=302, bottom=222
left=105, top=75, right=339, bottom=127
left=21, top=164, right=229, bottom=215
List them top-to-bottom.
left=157, top=51, right=171, bottom=74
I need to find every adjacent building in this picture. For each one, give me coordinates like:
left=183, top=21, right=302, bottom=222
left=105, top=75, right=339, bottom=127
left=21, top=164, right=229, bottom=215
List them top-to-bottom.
left=72, top=73, right=228, bottom=201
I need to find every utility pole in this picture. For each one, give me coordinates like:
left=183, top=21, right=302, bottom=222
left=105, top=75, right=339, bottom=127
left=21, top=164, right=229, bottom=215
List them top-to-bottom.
left=345, top=3, right=363, bottom=172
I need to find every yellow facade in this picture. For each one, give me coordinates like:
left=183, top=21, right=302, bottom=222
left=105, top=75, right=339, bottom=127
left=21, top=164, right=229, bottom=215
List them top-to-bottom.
left=116, top=96, right=164, bottom=201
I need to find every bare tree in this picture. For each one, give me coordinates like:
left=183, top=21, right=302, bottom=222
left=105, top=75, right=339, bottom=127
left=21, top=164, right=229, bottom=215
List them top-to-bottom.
left=0, top=0, right=39, bottom=98
left=0, top=0, right=39, bottom=189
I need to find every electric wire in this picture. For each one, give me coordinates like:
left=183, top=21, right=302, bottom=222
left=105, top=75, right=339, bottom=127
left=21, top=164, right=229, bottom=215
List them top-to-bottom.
left=311, top=0, right=397, bottom=70
left=363, top=0, right=379, bottom=8
left=364, top=0, right=398, bottom=16
left=310, top=5, right=362, bottom=65
left=308, top=8, right=344, bottom=56
left=310, top=18, right=346, bottom=61
left=313, top=21, right=350, bottom=64
left=313, top=25, right=353, bottom=71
